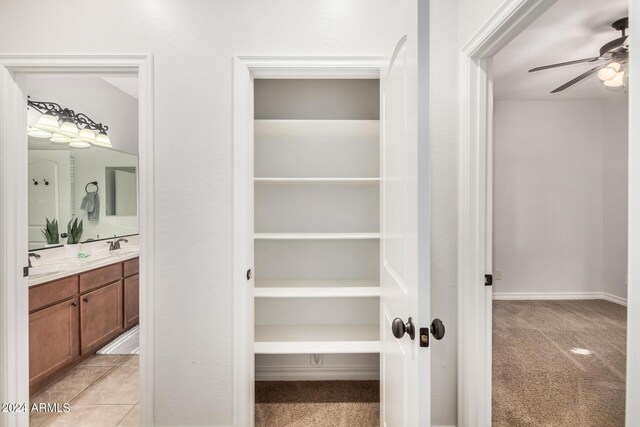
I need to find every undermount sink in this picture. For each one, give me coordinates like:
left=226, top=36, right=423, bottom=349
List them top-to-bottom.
left=110, top=246, right=140, bottom=255
left=29, top=261, right=83, bottom=276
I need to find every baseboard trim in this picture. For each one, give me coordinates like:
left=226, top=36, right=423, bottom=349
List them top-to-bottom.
left=493, top=291, right=627, bottom=306
left=600, top=292, right=628, bottom=306
left=255, top=365, right=379, bottom=381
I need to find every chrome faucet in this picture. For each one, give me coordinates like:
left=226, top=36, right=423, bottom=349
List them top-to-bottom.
left=108, top=238, right=128, bottom=251
left=28, top=252, right=41, bottom=268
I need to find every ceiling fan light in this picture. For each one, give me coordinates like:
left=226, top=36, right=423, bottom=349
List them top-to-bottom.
left=609, top=62, right=622, bottom=72
left=598, top=66, right=618, bottom=81
left=604, top=71, right=625, bottom=87
left=34, top=114, right=60, bottom=132
left=58, top=121, right=79, bottom=138
left=27, top=126, right=53, bottom=138
left=50, top=134, right=72, bottom=143
left=69, top=139, right=91, bottom=149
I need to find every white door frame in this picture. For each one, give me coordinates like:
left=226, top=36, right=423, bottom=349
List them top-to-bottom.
left=458, top=0, right=640, bottom=425
left=457, top=1, right=555, bottom=425
left=0, top=54, right=155, bottom=427
left=232, top=56, right=382, bottom=427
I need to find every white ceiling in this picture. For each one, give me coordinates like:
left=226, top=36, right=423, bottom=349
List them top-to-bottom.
left=494, top=0, right=628, bottom=100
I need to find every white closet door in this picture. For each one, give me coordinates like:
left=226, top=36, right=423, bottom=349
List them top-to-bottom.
left=379, top=1, right=431, bottom=426
left=28, top=160, right=60, bottom=249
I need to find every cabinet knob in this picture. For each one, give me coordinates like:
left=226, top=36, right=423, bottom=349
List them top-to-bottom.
left=83, top=297, right=89, bottom=303
left=71, top=301, right=78, bottom=307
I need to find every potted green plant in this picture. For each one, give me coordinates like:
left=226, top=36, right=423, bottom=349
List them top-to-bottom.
left=41, top=218, right=60, bottom=247
left=64, top=218, right=84, bottom=259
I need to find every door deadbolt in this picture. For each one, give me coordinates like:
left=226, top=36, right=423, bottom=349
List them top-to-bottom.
left=420, top=318, right=446, bottom=348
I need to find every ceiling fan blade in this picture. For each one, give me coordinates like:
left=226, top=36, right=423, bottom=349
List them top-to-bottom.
left=600, top=35, right=628, bottom=56
left=529, top=57, right=602, bottom=72
left=550, top=62, right=610, bottom=93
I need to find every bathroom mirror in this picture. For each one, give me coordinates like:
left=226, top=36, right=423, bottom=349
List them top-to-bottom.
left=26, top=75, right=139, bottom=251
left=28, top=144, right=139, bottom=250
left=105, top=167, right=138, bottom=216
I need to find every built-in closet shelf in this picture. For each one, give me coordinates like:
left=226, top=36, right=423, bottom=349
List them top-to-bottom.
left=254, top=119, right=380, bottom=131
left=254, top=177, right=380, bottom=183
left=254, top=233, right=380, bottom=240
left=255, top=278, right=380, bottom=298
left=255, top=287, right=380, bottom=298
left=254, top=325, right=380, bottom=354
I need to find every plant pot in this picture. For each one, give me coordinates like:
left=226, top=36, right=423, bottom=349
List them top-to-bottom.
left=45, top=243, right=61, bottom=248
left=64, top=244, right=80, bottom=259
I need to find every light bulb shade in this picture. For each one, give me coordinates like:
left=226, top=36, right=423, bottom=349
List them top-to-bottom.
left=609, top=62, right=622, bottom=72
left=598, top=66, right=618, bottom=82
left=604, top=71, right=625, bottom=88
left=34, top=114, right=60, bottom=132
left=57, top=121, right=79, bottom=137
left=27, top=127, right=53, bottom=138
left=78, top=128, right=97, bottom=143
left=94, top=133, right=112, bottom=147
left=50, top=134, right=72, bottom=143
left=69, top=139, right=91, bottom=148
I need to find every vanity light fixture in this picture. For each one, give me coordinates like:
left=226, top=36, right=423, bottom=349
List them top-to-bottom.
left=27, top=97, right=112, bottom=149
left=26, top=126, right=53, bottom=139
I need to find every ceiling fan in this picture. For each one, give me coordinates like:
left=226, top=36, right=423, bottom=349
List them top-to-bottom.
left=529, top=17, right=629, bottom=93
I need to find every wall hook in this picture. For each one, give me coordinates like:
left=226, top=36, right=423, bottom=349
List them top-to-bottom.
left=32, top=179, right=38, bottom=186
left=43, top=179, right=49, bottom=186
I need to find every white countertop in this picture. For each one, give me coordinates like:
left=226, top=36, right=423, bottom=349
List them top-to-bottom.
left=29, top=249, right=139, bottom=287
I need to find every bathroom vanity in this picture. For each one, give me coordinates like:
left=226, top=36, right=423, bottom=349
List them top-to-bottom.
left=28, top=254, right=139, bottom=394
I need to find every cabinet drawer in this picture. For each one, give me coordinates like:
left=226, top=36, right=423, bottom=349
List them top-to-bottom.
left=124, top=257, right=139, bottom=277
left=79, top=263, right=122, bottom=294
left=29, top=276, right=79, bottom=313
left=80, top=281, right=124, bottom=354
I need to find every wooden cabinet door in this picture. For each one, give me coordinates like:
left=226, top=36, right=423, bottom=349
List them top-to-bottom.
left=124, top=257, right=139, bottom=278
left=124, top=274, right=139, bottom=328
left=80, top=281, right=123, bottom=354
left=29, top=298, right=80, bottom=387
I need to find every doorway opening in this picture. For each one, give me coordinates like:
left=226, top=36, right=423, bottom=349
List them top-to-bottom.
left=458, top=0, right=637, bottom=425
left=491, top=0, right=628, bottom=423
left=233, top=54, right=433, bottom=427
left=0, top=55, right=154, bottom=427
left=27, top=73, right=142, bottom=426
left=252, top=78, right=381, bottom=426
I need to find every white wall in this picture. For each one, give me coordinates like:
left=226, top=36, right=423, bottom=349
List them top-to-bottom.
left=429, top=0, right=459, bottom=425
left=0, top=2, right=396, bottom=424
left=254, top=79, right=379, bottom=119
left=603, top=95, right=629, bottom=300
left=493, top=98, right=627, bottom=300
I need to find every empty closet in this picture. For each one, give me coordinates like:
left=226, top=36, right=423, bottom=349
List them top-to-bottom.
left=253, top=79, right=381, bottom=381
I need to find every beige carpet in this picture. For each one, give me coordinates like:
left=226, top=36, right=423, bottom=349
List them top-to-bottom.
left=493, top=300, right=626, bottom=426
left=255, top=380, right=379, bottom=427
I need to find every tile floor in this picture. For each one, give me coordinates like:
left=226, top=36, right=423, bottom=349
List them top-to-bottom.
left=30, top=355, right=139, bottom=427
